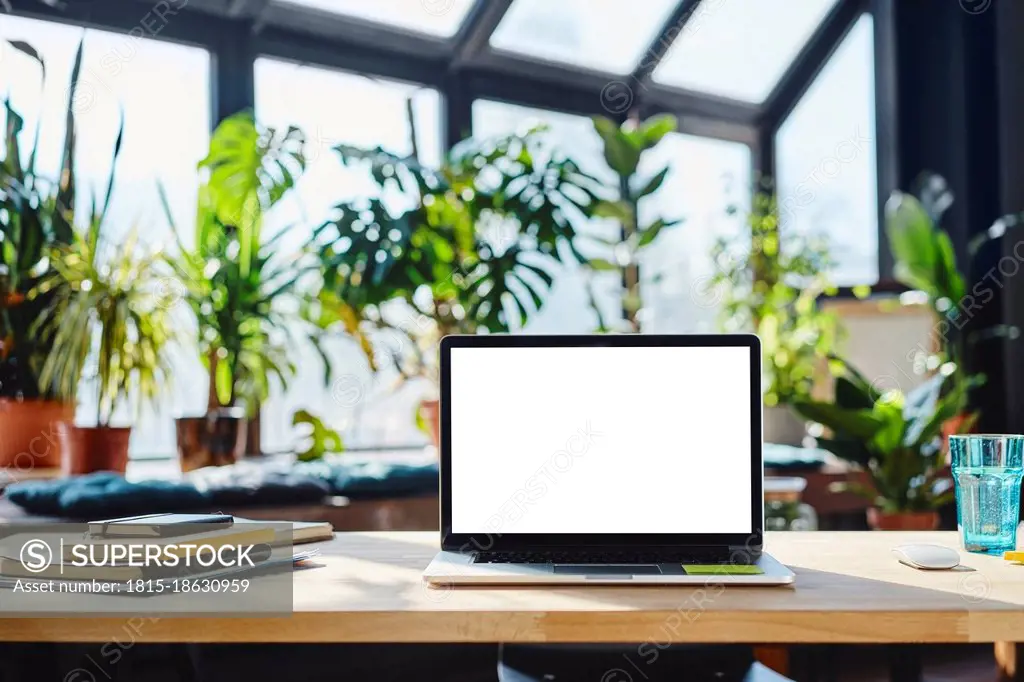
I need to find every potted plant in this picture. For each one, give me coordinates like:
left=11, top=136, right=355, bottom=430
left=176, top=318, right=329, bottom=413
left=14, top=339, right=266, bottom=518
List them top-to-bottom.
left=0, top=41, right=96, bottom=469
left=168, top=111, right=327, bottom=465
left=587, top=114, right=682, bottom=332
left=314, top=116, right=601, bottom=445
left=885, top=172, right=1020, bottom=441
left=710, top=189, right=847, bottom=445
left=33, top=230, right=175, bottom=475
left=792, top=360, right=980, bottom=529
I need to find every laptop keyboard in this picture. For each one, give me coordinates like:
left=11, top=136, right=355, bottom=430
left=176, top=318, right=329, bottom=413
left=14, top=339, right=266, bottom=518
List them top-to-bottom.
left=473, top=550, right=743, bottom=565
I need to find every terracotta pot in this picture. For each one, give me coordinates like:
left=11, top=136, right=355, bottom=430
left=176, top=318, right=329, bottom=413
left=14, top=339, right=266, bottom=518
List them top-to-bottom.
left=0, top=399, right=75, bottom=471
left=420, top=399, right=440, bottom=449
left=176, top=408, right=247, bottom=472
left=941, top=412, right=976, bottom=463
left=58, top=424, right=131, bottom=475
left=866, top=507, right=940, bottom=531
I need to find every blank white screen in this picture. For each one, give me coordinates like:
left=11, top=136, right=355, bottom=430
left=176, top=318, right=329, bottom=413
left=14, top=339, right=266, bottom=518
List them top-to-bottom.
left=449, top=345, right=754, bottom=534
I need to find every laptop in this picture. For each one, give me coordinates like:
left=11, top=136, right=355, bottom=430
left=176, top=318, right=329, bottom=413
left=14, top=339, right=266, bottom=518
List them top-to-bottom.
left=422, top=333, right=795, bottom=586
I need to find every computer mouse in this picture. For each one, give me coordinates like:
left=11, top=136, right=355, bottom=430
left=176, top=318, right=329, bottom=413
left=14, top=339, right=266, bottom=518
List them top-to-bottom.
left=892, top=543, right=961, bottom=570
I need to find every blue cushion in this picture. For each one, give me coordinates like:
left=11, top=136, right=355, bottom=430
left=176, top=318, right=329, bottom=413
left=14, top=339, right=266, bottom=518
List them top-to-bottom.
left=4, top=458, right=439, bottom=518
left=327, top=460, right=439, bottom=499
left=6, top=471, right=208, bottom=519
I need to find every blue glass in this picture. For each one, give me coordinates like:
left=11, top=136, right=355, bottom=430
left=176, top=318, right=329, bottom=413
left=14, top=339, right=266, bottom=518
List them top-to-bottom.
left=950, top=435, right=1024, bottom=555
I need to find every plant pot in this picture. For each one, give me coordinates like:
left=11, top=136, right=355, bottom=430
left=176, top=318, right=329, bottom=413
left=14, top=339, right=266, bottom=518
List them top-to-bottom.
left=0, top=399, right=75, bottom=471
left=419, top=399, right=441, bottom=449
left=763, top=405, right=806, bottom=446
left=176, top=408, right=247, bottom=472
left=941, top=412, right=976, bottom=462
left=58, top=424, right=131, bottom=475
left=866, top=507, right=940, bottom=531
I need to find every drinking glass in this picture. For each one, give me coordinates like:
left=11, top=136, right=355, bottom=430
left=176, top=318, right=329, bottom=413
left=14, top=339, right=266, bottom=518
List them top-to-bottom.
left=950, top=434, right=1024, bottom=555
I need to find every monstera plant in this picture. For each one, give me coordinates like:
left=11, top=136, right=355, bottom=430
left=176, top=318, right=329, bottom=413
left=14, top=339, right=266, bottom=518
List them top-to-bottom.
left=0, top=40, right=90, bottom=468
left=313, top=118, right=601, bottom=444
left=316, top=127, right=599, bottom=336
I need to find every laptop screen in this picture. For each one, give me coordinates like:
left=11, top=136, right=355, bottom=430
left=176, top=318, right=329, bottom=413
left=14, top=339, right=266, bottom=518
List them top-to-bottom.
left=448, top=344, right=754, bottom=536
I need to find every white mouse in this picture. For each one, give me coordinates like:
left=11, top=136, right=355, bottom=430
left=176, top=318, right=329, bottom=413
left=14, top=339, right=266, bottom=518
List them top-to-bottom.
left=892, top=544, right=961, bottom=570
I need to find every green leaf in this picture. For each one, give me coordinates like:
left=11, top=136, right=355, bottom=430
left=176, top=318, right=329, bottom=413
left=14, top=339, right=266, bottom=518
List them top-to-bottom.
left=57, top=39, right=85, bottom=218
left=6, top=40, right=45, bottom=78
left=97, top=110, right=124, bottom=244
left=199, top=111, right=304, bottom=277
left=637, top=114, right=676, bottom=148
left=592, top=117, right=641, bottom=177
left=634, top=166, right=669, bottom=199
left=885, top=192, right=941, bottom=295
left=592, top=199, right=634, bottom=227
left=637, top=218, right=681, bottom=249
left=934, top=229, right=966, bottom=302
left=588, top=258, right=619, bottom=272
left=851, top=284, right=872, bottom=299
left=830, top=356, right=882, bottom=402
left=215, top=357, right=234, bottom=407
left=906, top=373, right=982, bottom=450
left=834, top=376, right=875, bottom=409
left=869, top=398, right=905, bottom=453
left=791, top=400, right=885, bottom=440
left=415, top=403, right=430, bottom=435
left=293, top=408, right=344, bottom=461
left=816, top=437, right=871, bottom=467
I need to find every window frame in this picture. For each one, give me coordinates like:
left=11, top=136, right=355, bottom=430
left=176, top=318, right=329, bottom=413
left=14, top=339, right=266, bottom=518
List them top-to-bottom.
left=1, top=0, right=893, bottom=454
left=7, top=0, right=885, bottom=283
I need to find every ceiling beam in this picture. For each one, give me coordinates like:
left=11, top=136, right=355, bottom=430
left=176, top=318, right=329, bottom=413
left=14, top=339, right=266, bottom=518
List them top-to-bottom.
left=8, top=0, right=233, bottom=49
left=223, top=0, right=271, bottom=22
left=226, top=0, right=252, bottom=17
left=449, top=0, right=512, bottom=70
left=630, top=0, right=703, bottom=87
left=760, top=0, right=869, bottom=131
left=258, top=2, right=451, bottom=61
left=255, top=25, right=449, bottom=88
left=642, top=84, right=761, bottom=132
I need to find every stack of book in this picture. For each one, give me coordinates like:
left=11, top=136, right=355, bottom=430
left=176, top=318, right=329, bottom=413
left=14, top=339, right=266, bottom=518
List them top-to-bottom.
left=0, top=512, right=332, bottom=587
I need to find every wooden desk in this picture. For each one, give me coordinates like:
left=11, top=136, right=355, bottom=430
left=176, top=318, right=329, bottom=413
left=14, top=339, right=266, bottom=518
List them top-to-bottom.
left=1, top=531, right=1022, bottom=645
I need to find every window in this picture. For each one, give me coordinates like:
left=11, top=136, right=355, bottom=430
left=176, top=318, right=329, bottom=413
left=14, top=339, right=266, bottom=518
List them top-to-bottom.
left=0, top=0, right=884, bottom=455
left=273, top=0, right=476, bottom=37
left=490, top=0, right=677, bottom=74
left=653, top=0, right=839, bottom=103
left=775, top=14, right=878, bottom=286
left=0, top=16, right=211, bottom=457
left=254, top=57, right=443, bottom=451
left=471, top=100, right=623, bottom=333
left=472, top=101, right=751, bottom=335
left=638, top=134, right=751, bottom=332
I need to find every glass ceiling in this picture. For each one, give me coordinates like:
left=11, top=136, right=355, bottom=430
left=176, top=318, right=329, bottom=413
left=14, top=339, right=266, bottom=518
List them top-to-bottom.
left=274, top=0, right=843, bottom=106
left=277, top=0, right=477, bottom=37
left=489, top=0, right=679, bottom=74
left=653, top=0, right=840, bottom=103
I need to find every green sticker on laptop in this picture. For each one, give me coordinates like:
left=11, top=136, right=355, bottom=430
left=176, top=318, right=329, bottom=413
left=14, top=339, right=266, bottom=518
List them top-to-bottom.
left=682, top=565, right=764, bottom=575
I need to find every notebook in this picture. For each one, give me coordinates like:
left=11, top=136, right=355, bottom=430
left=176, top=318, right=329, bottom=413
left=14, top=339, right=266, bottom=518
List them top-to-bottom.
left=89, top=512, right=233, bottom=538
left=233, top=518, right=334, bottom=545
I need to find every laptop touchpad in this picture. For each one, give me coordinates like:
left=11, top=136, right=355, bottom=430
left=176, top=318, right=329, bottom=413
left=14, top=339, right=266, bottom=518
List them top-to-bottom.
left=554, top=565, right=662, bottom=575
